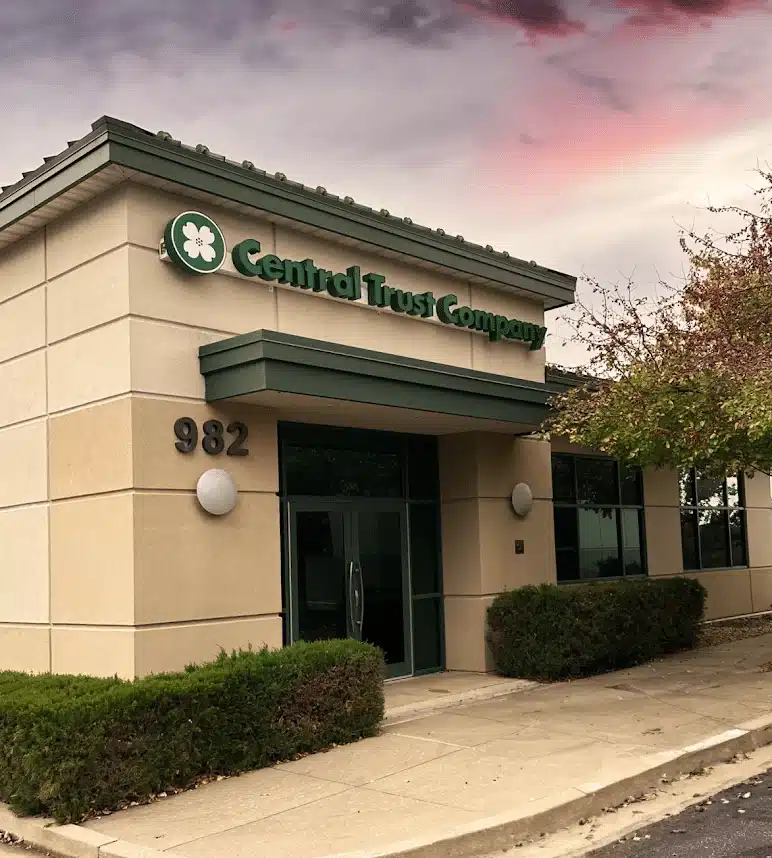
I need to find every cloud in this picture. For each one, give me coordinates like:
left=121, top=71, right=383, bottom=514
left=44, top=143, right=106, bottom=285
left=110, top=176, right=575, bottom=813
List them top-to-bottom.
left=0, top=0, right=471, bottom=68
left=0, top=0, right=289, bottom=72
left=1, top=0, right=771, bottom=376
left=353, top=0, right=464, bottom=44
left=453, top=0, right=769, bottom=38
left=455, top=0, right=585, bottom=36
left=619, top=0, right=767, bottom=27
left=0, top=1, right=520, bottom=188
left=545, top=52, right=632, bottom=112
left=519, top=132, right=541, bottom=145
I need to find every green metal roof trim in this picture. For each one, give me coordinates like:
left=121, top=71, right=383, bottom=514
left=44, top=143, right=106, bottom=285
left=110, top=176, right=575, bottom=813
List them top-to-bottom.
left=0, top=116, right=576, bottom=309
left=199, top=330, right=553, bottom=425
left=544, top=367, right=590, bottom=394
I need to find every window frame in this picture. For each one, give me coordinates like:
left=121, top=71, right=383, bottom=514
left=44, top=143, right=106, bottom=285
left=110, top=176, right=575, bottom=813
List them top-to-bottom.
left=552, top=452, right=648, bottom=584
left=679, top=468, right=748, bottom=572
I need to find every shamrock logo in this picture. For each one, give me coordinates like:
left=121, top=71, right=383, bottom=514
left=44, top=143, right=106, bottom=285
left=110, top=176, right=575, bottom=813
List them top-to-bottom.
left=163, top=212, right=226, bottom=275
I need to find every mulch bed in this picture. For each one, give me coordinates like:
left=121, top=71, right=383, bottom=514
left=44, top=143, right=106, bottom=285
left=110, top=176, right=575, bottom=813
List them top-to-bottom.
left=697, top=614, right=772, bottom=649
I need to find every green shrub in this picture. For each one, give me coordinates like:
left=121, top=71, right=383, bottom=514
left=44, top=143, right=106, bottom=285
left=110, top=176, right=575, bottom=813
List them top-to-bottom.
left=487, top=578, right=706, bottom=681
left=0, top=640, right=384, bottom=824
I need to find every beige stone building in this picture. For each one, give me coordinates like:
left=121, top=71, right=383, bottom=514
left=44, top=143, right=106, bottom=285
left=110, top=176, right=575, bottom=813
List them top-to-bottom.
left=1, top=117, right=770, bottom=680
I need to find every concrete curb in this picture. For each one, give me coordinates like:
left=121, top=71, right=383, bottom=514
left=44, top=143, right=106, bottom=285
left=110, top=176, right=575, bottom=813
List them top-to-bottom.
left=382, top=679, right=536, bottom=727
left=352, top=712, right=772, bottom=858
left=2, top=713, right=771, bottom=858
left=0, top=812, right=166, bottom=858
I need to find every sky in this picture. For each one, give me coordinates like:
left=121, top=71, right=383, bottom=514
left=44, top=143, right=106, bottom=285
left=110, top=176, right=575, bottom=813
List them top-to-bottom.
left=2, top=0, right=772, bottom=367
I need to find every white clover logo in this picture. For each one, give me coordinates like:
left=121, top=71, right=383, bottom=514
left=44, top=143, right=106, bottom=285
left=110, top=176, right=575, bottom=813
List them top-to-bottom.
left=164, top=212, right=226, bottom=275
left=182, top=221, right=217, bottom=263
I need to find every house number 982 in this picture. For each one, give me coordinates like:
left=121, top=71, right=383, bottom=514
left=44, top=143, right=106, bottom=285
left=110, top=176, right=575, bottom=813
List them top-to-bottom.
left=173, top=418, right=249, bottom=457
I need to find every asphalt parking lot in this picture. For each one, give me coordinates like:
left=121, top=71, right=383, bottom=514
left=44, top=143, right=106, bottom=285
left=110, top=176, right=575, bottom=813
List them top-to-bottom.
left=590, top=765, right=772, bottom=858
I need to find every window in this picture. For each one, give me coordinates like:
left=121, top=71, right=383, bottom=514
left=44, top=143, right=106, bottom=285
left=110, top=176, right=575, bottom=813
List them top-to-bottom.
left=552, top=454, right=646, bottom=583
left=680, top=470, right=747, bottom=570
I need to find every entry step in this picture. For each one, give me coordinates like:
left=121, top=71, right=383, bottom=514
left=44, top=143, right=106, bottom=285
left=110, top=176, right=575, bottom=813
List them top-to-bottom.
left=383, top=671, right=536, bottom=726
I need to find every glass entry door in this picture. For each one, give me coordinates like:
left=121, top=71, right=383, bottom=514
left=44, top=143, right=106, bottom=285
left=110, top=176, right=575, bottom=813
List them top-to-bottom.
left=287, top=500, right=411, bottom=678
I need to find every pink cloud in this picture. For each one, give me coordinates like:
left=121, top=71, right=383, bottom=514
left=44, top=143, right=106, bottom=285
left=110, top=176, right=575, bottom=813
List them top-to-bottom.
left=455, top=0, right=769, bottom=37
left=618, top=0, right=768, bottom=28
left=455, top=1, right=586, bottom=38
left=468, top=2, right=771, bottom=194
left=482, top=98, right=741, bottom=198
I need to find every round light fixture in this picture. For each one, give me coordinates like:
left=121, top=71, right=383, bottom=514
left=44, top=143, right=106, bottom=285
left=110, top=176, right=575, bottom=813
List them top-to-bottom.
left=196, top=469, right=238, bottom=516
left=511, top=483, right=533, bottom=518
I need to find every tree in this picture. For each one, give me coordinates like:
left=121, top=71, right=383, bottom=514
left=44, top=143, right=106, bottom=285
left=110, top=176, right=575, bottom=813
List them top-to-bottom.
left=548, top=168, right=772, bottom=478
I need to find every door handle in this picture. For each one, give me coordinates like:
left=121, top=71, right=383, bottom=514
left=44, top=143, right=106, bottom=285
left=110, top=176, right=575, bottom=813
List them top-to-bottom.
left=347, top=561, right=356, bottom=635
left=347, top=561, right=364, bottom=637
left=355, top=562, right=365, bottom=630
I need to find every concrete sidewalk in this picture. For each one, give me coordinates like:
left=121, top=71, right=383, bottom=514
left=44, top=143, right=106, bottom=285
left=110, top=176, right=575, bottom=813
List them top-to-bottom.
left=5, top=635, right=772, bottom=858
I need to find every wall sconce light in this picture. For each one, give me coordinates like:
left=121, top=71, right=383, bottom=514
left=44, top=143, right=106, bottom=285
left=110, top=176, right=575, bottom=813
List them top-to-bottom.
left=196, top=469, right=238, bottom=516
left=511, top=482, right=533, bottom=518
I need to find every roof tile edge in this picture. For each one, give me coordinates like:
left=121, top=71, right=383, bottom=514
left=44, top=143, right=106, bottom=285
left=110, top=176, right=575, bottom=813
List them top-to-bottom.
left=0, top=115, right=577, bottom=306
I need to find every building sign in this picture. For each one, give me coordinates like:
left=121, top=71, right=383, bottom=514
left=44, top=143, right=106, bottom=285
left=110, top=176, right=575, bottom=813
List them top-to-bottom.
left=162, top=212, right=547, bottom=351
left=163, top=212, right=228, bottom=276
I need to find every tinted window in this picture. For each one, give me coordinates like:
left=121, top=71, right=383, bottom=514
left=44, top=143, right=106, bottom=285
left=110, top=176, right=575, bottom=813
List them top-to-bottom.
left=407, top=436, right=439, bottom=501
left=283, top=445, right=403, bottom=497
left=552, top=453, right=646, bottom=583
left=552, top=455, right=575, bottom=503
left=576, top=457, right=618, bottom=505
left=620, top=466, right=643, bottom=506
left=680, top=469, right=747, bottom=571
left=679, top=471, right=696, bottom=506
left=697, top=473, right=725, bottom=508
left=725, top=475, right=742, bottom=508
left=409, top=504, right=440, bottom=596
left=554, top=506, right=577, bottom=551
left=578, top=508, right=620, bottom=578
left=621, top=508, right=644, bottom=576
left=681, top=509, right=699, bottom=571
left=698, top=509, right=730, bottom=569
left=729, top=510, right=747, bottom=566
left=556, top=548, right=579, bottom=582
left=412, top=597, right=443, bottom=672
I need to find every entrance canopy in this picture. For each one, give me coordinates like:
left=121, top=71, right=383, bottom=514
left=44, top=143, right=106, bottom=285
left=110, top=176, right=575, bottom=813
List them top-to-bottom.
left=199, top=330, right=554, bottom=434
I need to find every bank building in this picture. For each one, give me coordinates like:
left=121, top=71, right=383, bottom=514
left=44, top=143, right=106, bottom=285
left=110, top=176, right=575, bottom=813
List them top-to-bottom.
left=1, top=117, right=770, bottom=679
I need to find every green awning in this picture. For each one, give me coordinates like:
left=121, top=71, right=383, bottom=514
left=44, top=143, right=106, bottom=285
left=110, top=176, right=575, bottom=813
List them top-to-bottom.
left=199, top=330, right=553, bottom=425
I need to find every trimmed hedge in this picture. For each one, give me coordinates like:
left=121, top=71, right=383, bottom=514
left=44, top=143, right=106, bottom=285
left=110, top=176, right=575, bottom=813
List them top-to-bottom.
left=487, top=578, right=707, bottom=681
left=0, top=640, right=385, bottom=824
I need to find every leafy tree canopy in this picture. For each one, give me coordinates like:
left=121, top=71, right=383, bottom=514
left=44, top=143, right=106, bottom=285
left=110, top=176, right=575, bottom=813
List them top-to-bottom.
left=549, top=169, right=772, bottom=478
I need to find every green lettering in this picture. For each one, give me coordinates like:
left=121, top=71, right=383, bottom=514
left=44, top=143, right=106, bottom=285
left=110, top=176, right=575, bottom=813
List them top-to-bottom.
left=231, top=239, right=262, bottom=277
left=260, top=254, right=285, bottom=281
left=281, top=259, right=306, bottom=287
left=302, top=259, right=318, bottom=290
left=347, top=266, right=362, bottom=300
left=316, top=269, right=332, bottom=292
left=329, top=271, right=359, bottom=300
left=364, top=272, right=387, bottom=306
left=329, top=273, right=348, bottom=298
left=390, top=289, right=414, bottom=314
left=422, top=292, right=436, bottom=318
left=411, top=293, right=427, bottom=317
left=436, top=294, right=458, bottom=324
left=456, top=306, right=475, bottom=328
left=473, top=310, right=496, bottom=336
left=494, top=315, right=510, bottom=341
left=508, top=320, right=524, bottom=340
left=522, top=322, right=535, bottom=343
left=530, top=325, right=547, bottom=350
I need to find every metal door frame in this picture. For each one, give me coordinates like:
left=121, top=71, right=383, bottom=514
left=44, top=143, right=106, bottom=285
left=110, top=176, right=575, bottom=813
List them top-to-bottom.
left=285, top=497, right=413, bottom=678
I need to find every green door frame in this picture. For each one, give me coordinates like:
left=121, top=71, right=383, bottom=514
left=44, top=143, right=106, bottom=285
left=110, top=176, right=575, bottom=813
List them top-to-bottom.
left=285, top=497, right=414, bottom=679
